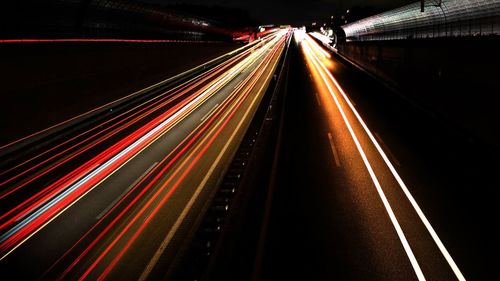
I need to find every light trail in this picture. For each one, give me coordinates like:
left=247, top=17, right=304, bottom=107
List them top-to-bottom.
left=0, top=30, right=289, bottom=281
left=300, top=30, right=466, bottom=281
left=86, top=31, right=288, bottom=280
left=303, top=31, right=465, bottom=281
left=0, top=32, right=285, bottom=260
left=301, top=33, right=426, bottom=281
left=139, top=34, right=286, bottom=281
left=305, top=34, right=331, bottom=59
left=0, top=35, right=269, bottom=187
left=0, top=38, right=267, bottom=151
left=0, top=46, right=250, bottom=190
left=49, top=100, right=226, bottom=280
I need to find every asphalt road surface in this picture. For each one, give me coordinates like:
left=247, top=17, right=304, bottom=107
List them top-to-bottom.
left=1, top=29, right=496, bottom=280
left=0, top=30, right=290, bottom=280
left=260, top=31, right=497, bottom=281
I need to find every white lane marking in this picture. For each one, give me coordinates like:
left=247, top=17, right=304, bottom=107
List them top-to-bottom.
left=0, top=31, right=286, bottom=262
left=138, top=37, right=283, bottom=281
left=0, top=39, right=270, bottom=260
left=0, top=40, right=262, bottom=151
left=308, top=40, right=466, bottom=281
left=304, top=42, right=426, bottom=281
left=6, top=81, right=202, bottom=237
left=314, top=92, right=322, bottom=106
left=201, top=103, right=220, bottom=122
left=327, top=133, right=341, bottom=167
left=374, top=133, right=401, bottom=167
left=96, top=162, right=158, bottom=220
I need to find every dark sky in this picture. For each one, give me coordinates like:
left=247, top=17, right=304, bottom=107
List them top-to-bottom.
left=145, top=0, right=414, bottom=25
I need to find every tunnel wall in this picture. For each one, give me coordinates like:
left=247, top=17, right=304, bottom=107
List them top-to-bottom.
left=342, top=0, right=500, bottom=41
left=337, top=37, right=500, bottom=149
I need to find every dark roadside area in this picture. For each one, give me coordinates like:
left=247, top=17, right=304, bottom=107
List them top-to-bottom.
left=0, top=42, right=239, bottom=146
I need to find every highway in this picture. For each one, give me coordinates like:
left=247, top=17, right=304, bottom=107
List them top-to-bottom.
left=0, top=26, right=496, bottom=281
left=0, top=29, right=290, bottom=280
left=258, top=30, right=497, bottom=281
left=0, top=41, right=239, bottom=145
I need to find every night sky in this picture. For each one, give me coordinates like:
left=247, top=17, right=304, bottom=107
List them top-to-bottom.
left=144, top=0, right=414, bottom=25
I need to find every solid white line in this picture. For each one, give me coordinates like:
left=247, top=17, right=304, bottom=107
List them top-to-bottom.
left=306, top=33, right=331, bottom=59
left=138, top=37, right=283, bottom=281
left=0, top=40, right=269, bottom=260
left=0, top=41, right=261, bottom=151
left=304, top=41, right=426, bottom=281
left=310, top=41, right=466, bottom=281
left=5, top=63, right=235, bottom=239
left=201, top=103, right=220, bottom=122
left=327, top=133, right=341, bottom=167
left=96, top=162, right=158, bottom=220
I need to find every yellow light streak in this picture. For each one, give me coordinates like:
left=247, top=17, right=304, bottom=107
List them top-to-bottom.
left=301, top=30, right=466, bottom=281
left=303, top=32, right=465, bottom=281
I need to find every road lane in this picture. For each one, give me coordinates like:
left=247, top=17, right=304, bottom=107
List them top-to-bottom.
left=0, top=30, right=289, bottom=280
left=260, top=30, right=489, bottom=281
left=302, top=31, right=465, bottom=280
left=262, top=32, right=417, bottom=281
left=314, top=32, right=498, bottom=280
left=0, top=33, right=278, bottom=244
left=74, top=35, right=287, bottom=280
left=0, top=41, right=255, bottom=197
left=0, top=41, right=240, bottom=147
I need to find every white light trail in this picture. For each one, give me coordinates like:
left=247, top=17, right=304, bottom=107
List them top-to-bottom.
left=301, top=30, right=466, bottom=281
left=304, top=33, right=466, bottom=281
left=301, top=34, right=426, bottom=281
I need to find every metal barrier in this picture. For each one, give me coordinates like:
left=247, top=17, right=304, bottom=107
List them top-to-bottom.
left=342, top=0, right=500, bottom=41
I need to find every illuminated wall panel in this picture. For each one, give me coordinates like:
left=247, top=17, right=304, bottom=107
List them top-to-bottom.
left=342, top=0, right=499, bottom=41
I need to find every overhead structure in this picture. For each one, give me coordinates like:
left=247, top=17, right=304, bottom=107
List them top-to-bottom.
left=342, top=0, right=500, bottom=41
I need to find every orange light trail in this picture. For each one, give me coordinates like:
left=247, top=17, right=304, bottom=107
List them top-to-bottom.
left=299, top=30, right=466, bottom=281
